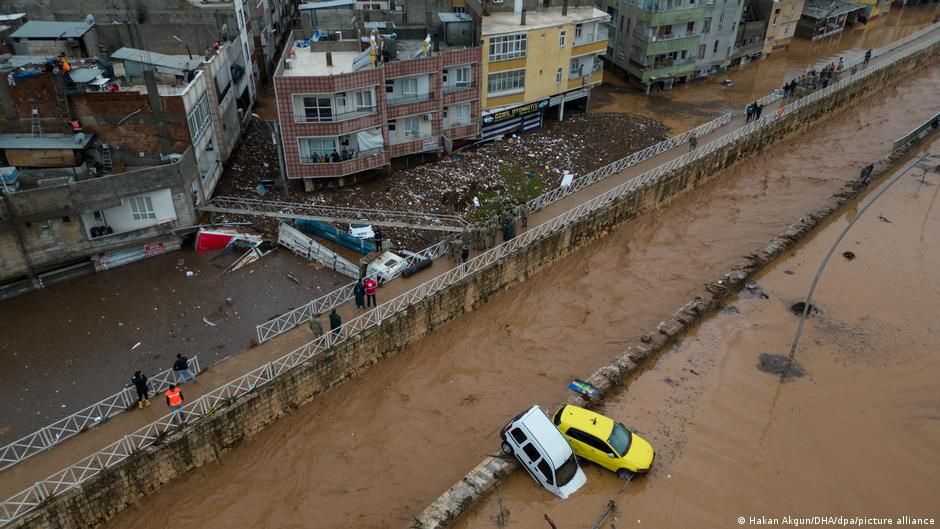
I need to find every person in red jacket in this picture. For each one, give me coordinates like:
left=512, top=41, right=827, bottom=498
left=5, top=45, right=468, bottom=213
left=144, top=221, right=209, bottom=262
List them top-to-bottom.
left=364, top=277, right=378, bottom=307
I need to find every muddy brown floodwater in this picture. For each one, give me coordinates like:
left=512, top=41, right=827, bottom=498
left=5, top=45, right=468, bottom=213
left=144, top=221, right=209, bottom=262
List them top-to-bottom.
left=591, top=4, right=940, bottom=132
left=96, top=59, right=940, bottom=529
left=454, top=140, right=940, bottom=529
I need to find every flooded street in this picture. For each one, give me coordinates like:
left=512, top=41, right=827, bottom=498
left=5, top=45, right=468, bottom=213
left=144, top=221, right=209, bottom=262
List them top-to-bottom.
left=591, top=4, right=940, bottom=131
left=96, top=61, right=940, bottom=529
left=454, top=142, right=940, bottom=529
left=0, top=250, right=348, bottom=441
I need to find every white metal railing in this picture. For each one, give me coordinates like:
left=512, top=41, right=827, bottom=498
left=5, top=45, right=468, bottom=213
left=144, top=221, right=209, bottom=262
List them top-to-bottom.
left=3, top=27, right=940, bottom=528
left=894, top=110, right=940, bottom=150
left=254, top=239, right=450, bottom=343
left=0, top=357, right=200, bottom=471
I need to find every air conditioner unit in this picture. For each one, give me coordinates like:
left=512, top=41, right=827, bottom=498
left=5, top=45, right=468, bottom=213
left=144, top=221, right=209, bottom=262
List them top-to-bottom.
left=285, top=58, right=293, bottom=69
left=422, top=113, right=432, bottom=121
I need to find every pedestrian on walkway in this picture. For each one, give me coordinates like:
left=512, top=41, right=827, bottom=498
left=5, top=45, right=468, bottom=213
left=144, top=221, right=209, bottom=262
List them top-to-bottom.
left=864, top=49, right=872, bottom=66
left=837, top=57, right=844, bottom=72
left=782, top=82, right=790, bottom=98
left=746, top=102, right=754, bottom=122
left=755, top=104, right=763, bottom=120
left=688, top=132, right=698, bottom=152
left=517, top=203, right=529, bottom=229
left=502, top=218, right=515, bottom=242
left=373, top=227, right=384, bottom=252
left=461, top=244, right=470, bottom=264
left=364, top=277, right=378, bottom=307
left=353, top=279, right=366, bottom=310
left=329, top=309, right=342, bottom=335
left=309, top=313, right=323, bottom=337
left=173, top=354, right=196, bottom=384
left=131, top=371, right=151, bottom=409
left=165, top=384, right=185, bottom=424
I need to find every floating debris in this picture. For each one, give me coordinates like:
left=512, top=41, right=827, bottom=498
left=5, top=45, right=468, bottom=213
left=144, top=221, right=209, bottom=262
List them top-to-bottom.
left=757, top=353, right=806, bottom=380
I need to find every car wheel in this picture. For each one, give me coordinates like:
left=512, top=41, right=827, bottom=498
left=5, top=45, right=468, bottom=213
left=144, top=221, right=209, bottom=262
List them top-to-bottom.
left=500, top=441, right=514, bottom=455
left=617, top=468, right=634, bottom=480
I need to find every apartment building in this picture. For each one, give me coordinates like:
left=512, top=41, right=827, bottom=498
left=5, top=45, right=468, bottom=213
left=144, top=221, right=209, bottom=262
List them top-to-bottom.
left=756, top=0, right=805, bottom=56
left=476, top=4, right=610, bottom=138
left=273, top=30, right=481, bottom=189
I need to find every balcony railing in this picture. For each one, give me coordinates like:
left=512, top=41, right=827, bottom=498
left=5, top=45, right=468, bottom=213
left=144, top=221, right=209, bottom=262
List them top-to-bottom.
left=574, top=26, right=610, bottom=46
left=633, top=30, right=699, bottom=42
left=443, top=82, right=472, bottom=92
left=386, top=92, right=433, bottom=106
left=293, top=106, right=378, bottom=124
left=444, top=119, right=475, bottom=130
left=300, top=147, right=384, bottom=164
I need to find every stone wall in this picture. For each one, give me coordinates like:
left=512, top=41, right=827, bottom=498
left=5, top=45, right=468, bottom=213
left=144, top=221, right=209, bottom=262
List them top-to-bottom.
left=7, top=39, right=938, bottom=529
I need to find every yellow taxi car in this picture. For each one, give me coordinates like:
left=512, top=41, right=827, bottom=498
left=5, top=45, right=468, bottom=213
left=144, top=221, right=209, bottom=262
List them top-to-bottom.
left=552, top=404, right=655, bottom=479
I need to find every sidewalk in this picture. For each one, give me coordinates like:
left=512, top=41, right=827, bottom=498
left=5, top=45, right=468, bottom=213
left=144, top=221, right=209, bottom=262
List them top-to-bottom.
left=2, top=22, right=936, bottom=502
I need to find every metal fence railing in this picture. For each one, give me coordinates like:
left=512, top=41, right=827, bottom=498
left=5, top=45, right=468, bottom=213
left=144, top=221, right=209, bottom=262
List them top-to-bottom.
left=3, top=24, right=939, bottom=527
left=894, top=111, right=940, bottom=150
left=254, top=239, right=450, bottom=343
left=0, top=357, right=200, bottom=472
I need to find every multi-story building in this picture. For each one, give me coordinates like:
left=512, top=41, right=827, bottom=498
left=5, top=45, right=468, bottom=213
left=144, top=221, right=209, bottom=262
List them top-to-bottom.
left=697, top=0, right=746, bottom=75
left=756, top=0, right=805, bottom=57
left=795, top=0, right=865, bottom=41
left=853, top=0, right=892, bottom=19
left=476, top=4, right=610, bottom=138
left=273, top=29, right=482, bottom=189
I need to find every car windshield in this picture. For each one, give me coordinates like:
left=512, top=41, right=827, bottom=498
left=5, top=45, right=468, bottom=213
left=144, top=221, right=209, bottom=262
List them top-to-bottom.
left=607, top=423, right=632, bottom=456
left=555, top=454, right=579, bottom=486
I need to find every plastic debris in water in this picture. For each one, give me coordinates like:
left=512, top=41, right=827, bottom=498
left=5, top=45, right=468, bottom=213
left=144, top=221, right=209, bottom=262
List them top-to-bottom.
left=568, top=379, right=600, bottom=398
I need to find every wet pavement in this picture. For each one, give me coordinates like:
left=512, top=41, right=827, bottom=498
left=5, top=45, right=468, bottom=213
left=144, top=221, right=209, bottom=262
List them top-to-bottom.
left=86, top=61, right=940, bottom=529
left=453, top=141, right=940, bottom=529
left=0, top=249, right=349, bottom=441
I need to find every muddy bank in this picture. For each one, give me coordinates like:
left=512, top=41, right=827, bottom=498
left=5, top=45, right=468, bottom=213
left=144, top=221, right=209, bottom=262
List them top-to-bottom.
left=79, top=63, right=940, bottom=529
left=451, top=141, right=940, bottom=529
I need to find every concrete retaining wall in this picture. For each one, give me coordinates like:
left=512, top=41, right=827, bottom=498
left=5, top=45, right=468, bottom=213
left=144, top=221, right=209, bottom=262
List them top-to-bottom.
left=7, top=40, right=937, bottom=529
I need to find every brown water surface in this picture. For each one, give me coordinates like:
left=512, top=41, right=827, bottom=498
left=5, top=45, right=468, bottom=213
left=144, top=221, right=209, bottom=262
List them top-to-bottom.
left=97, top=63, right=940, bottom=529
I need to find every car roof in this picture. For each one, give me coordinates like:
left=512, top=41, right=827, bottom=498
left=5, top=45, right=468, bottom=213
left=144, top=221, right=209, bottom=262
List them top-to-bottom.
left=556, top=405, right=614, bottom=439
left=518, top=406, right=573, bottom=466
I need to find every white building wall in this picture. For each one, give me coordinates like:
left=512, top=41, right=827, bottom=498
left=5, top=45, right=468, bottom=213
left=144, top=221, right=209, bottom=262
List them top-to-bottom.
left=81, top=189, right=178, bottom=238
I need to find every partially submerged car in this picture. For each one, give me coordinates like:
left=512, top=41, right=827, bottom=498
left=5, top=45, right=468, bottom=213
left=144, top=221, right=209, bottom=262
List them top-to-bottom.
left=348, top=223, right=375, bottom=240
left=365, top=251, right=409, bottom=284
left=500, top=405, right=587, bottom=499
left=553, top=405, right=655, bottom=479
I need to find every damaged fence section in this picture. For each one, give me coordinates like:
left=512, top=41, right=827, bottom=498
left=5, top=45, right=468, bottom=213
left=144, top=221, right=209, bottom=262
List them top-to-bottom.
left=0, top=357, right=200, bottom=472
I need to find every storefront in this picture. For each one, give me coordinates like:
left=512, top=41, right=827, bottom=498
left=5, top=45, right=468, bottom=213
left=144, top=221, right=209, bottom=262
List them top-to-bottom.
left=480, top=98, right=550, bottom=139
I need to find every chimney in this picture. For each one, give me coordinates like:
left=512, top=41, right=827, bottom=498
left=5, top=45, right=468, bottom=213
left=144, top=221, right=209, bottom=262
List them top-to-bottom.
left=563, top=0, right=568, bottom=16
left=521, top=9, right=527, bottom=25
left=326, top=51, right=333, bottom=67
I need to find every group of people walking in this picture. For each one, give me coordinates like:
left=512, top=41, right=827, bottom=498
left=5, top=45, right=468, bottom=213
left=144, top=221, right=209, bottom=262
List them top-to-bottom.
left=129, top=353, right=197, bottom=425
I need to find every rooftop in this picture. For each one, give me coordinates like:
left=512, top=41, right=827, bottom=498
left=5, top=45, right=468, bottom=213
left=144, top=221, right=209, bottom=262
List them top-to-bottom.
left=298, top=0, right=355, bottom=10
left=802, top=0, right=867, bottom=19
left=482, top=6, right=609, bottom=36
left=438, top=12, right=473, bottom=23
left=0, top=13, right=27, bottom=23
left=10, top=20, right=94, bottom=40
left=283, top=45, right=362, bottom=76
left=111, top=47, right=201, bottom=74
left=0, top=55, right=53, bottom=70
left=0, top=133, right=93, bottom=151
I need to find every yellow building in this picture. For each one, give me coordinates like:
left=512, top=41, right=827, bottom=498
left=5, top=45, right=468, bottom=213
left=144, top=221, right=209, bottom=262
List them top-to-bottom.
left=762, top=0, right=806, bottom=56
left=853, top=0, right=892, bottom=19
left=479, top=6, right=610, bottom=138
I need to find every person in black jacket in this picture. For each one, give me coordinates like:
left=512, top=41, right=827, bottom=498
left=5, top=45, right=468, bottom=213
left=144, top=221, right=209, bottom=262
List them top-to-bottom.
left=329, top=309, right=342, bottom=335
left=173, top=353, right=196, bottom=384
left=131, top=371, right=151, bottom=409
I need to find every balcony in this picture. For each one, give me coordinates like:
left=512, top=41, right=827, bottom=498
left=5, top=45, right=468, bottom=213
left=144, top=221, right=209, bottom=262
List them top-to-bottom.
left=635, top=6, right=706, bottom=27
left=573, top=25, right=610, bottom=47
left=632, top=32, right=701, bottom=55
left=626, top=57, right=697, bottom=83
left=443, top=82, right=472, bottom=93
left=387, top=92, right=433, bottom=106
left=292, top=106, right=378, bottom=124
left=443, top=122, right=481, bottom=141
left=300, top=147, right=384, bottom=164
left=294, top=148, right=388, bottom=178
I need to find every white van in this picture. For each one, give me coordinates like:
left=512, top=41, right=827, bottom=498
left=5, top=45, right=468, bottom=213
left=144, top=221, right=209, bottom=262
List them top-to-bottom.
left=499, top=405, right=587, bottom=499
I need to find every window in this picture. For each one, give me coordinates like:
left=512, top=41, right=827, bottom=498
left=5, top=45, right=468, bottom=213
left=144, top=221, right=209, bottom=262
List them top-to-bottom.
left=454, top=6, right=466, bottom=13
left=772, top=15, right=777, bottom=25
left=619, top=16, right=624, bottom=31
left=703, top=18, right=711, bottom=33
left=687, top=21, right=695, bottom=33
left=575, top=23, right=583, bottom=40
left=784, top=25, right=790, bottom=35
left=560, top=30, right=567, bottom=47
left=488, top=33, right=527, bottom=61
left=713, top=39, right=719, bottom=53
left=698, top=44, right=706, bottom=59
left=617, top=45, right=625, bottom=59
left=681, top=49, right=687, bottom=59
left=569, top=59, right=583, bottom=78
left=454, top=66, right=470, bottom=87
left=556, top=67, right=563, bottom=83
left=487, top=70, right=525, bottom=95
left=401, top=77, right=418, bottom=96
left=385, top=79, right=394, bottom=93
left=355, top=90, right=373, bottom=110
left=187, top=92, right=211, bottom=142
left=335, top=92, right=347, bottom=108
left=300, top=96, right=332, bottom=122
left=450, top=104, right=470, bottom=125
left=403, top=116, right=420, bottom=137
left=387, top=120, right=396, bottom=131
left=298, top=137, right=338, bottom=162
left=130, top=196, right=156, bottom=221
left=93, top=211, right=103, bottom=221
left=61, top=216, right=70, bottom=223
left=510, top=428, right=527, bottom=444
left=567, top=428, right=611, bottom=453
left=521, top=443, right=541, bottom=462
left=537, top=460, right=554, bottom=485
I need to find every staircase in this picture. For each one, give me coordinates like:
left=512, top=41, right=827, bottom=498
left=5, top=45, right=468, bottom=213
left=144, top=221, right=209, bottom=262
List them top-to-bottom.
left=101, top=144, right=113, bottom=174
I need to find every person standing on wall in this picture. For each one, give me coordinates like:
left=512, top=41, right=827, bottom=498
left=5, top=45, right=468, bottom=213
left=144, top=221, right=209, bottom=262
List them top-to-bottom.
left=373, top=227, right=384, bottom=252
left=364, top=277, right=378, bottom=308
left=173, top=353, right=196, bottom=384
left=131, top=370, right=151, bottom=409
left=165, top=384, right=185, bottom=424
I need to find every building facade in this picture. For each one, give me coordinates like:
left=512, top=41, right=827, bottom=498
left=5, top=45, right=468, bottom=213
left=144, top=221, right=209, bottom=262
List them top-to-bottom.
left=757, top=0, right=805, bottom=56
left=477, top=6, right=610, bottom=138
left=273, top=34, right=481, bottom=188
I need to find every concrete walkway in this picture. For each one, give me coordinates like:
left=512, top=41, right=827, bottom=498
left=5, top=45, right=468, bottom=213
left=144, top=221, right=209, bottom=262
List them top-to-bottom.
left=2, top=23, right=936, bottom=502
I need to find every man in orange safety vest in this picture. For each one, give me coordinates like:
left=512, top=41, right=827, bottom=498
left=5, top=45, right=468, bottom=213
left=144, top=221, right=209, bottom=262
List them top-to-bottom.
left=165, top=384, right=186, bottom=424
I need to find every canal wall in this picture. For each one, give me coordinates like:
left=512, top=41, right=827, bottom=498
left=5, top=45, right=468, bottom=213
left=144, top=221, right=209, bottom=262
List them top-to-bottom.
left=6, top=36, right=938, bottom=529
